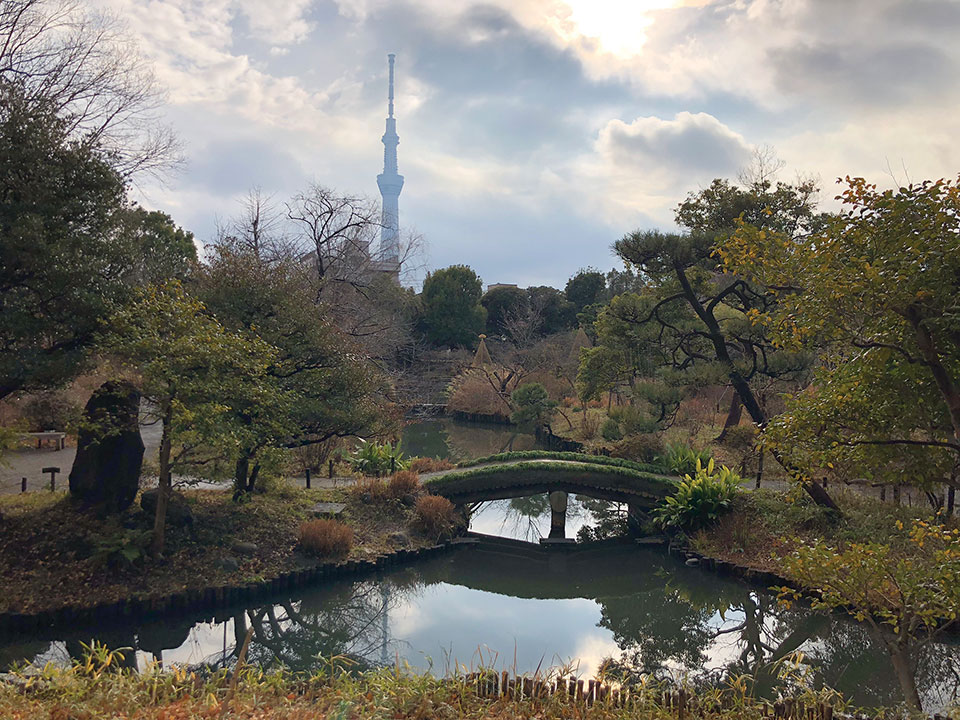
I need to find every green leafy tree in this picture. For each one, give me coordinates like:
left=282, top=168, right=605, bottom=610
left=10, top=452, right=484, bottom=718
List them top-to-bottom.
left=0, top=81, right=128, bottom=399
left=611, top=173, right=828, bottom=507
left=719, top=177, right=960, bottom=501
left=121, top=207, right=196, bottom=285
left=195, top=245, right=386, bottom=496
left=418, top=265, right=486, bottom=348
left=564, top=268, right=606, bottom=314
left=104, top=283, right=280, bottom=556
left=526, top=285, right=576, bottom=335
left=481, top=286, right=529, bottom=336
left=509, top=382, right=556, bottom=427
left=778, top=519, right=960, bottom=711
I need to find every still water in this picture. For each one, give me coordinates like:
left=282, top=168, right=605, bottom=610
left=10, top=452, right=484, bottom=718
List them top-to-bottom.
left=401, top=417, right=547, bottom=461
left=2, top=495, right=959, bottom=712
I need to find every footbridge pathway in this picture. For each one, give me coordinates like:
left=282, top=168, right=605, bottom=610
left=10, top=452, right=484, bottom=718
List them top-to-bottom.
left=420, top=452, right=680, bottom=538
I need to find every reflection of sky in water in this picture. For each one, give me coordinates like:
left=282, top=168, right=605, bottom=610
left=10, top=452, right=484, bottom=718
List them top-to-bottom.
left=469, top=496, right=603, bottom=541
left=4, top=499, right=960, bottom=713
left=389, top=584, right=617, bottom=676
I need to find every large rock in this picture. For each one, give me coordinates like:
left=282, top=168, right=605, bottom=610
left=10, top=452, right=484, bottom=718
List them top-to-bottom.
left=68, top=381, right=144, bottom=512
left=140, top=488, right=194, bottom=527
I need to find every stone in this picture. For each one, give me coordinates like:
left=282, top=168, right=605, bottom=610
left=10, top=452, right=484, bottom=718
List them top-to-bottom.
left=68, top=381, right=144, bottom=512
left=140, top=488, right=194, bottom=527
left=309, top=502, right=346, bottom=517
left=387, top=531, right=410, bottom=547
left=231, top=541, right=258, bottom=556
left=218, top=555, right=240, bottom=572
left=685, top=557, right=700, bottom=567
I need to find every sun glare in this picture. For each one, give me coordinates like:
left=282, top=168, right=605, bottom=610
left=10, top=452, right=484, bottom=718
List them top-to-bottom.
left=562, top=0, right=689, bottom=57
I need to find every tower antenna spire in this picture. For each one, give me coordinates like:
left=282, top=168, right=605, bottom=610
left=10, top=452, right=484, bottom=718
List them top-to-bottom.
left=387, top=52, right=395, bottom=119
left=376, top=53, right=403, bottom=274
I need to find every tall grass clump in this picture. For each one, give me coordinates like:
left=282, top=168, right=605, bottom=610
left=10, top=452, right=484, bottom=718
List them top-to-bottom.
left=388, top=470, right=421, bottom=499
left=412, top=495, right=458, bottom=541
left=298, top=519, right=353, bottom=558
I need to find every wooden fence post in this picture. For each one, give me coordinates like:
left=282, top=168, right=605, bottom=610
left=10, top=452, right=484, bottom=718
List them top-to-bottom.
left=305, top=468, right=311, bottom=489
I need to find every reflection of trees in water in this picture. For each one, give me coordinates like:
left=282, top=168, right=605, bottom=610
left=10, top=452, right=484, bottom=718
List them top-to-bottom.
left=439, top=423, right=538, bottom=462
left=473, top=495, right=591, bottom=542
left=198, top=571, right=425, bottom=673
left=596, top=574, right=960, bottom=711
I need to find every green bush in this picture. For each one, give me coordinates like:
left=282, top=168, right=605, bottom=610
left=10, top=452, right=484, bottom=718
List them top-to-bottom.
left=608, top=406, right=659, bottom=435
left=600, top=417, right=623, bottom=442
left=610, top=433, right=664, bottom=464
left=347, top=440, right=408, bottom=477
left=658, top=442, right=712, bottom=476
left=654, top=458, right=741, bottom=533
left=90, top=528, right=152, bottom=569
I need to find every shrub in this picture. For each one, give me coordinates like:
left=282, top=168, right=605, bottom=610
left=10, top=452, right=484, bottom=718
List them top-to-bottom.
left=446, top=368, right=513, bottom=418
left=510, top=382, right=556, bottom=426
left=20, top=391, right=81, bottom=433
left=609, top=405, right=658, bottom=435
left=600, top=417, right=623, bottom=442
left=610, top=433, right=664, bottom=463
left=347, top=439, right=408, bottom=477
left=658, top=442, right=712, bottom=476
left=408, top=457, right=456, bottom=474
left=654, top=458, right=741, bottom=533
left=388, top=470, right=420, bottom=499
left=350, top=476, right=391, bottom=503
left=412, top=495, right=458, bottom=541
left=298, top=519, right=353, bottom=558
left=90, top=528, right=151, bottom=569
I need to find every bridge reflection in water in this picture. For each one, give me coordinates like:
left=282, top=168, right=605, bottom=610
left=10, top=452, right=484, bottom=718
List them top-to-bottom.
left=3, top=529, right=960, bottom=713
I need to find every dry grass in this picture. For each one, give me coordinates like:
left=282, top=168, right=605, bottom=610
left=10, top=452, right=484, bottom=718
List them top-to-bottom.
left=388, top=470, right=421, bottom=497
left=350, top=476, right=391, bottom=503
left=412, top=495, right=458, bottom=540
left=297, top=518, right=353, bottom=558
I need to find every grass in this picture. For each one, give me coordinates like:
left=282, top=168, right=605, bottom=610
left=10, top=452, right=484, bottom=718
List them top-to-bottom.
left=456, top=451, right=667, bottom=475
left=0, top=483, right=435, bottom=615
left=691, top=487, right=953, bottom=577
left=0, top=644, right=870, bottom=720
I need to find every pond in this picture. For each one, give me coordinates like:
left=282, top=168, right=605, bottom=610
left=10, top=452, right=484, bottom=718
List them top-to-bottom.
left=400, top=417, right=549, bottom=461
left=2, top=497, right=958, bottom=713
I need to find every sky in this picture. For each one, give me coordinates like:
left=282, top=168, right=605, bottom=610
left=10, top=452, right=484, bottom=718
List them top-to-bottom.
left=97, top=0, right=960, bottom=289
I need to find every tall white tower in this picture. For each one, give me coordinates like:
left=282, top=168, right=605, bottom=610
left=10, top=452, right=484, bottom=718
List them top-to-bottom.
left=376, top=53, right=403, bottom=267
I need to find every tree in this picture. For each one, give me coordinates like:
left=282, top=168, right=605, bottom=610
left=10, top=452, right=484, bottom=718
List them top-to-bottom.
left=0, top=0, right=178, bottom=177
left=0, top=82, right=128, bottom=399
left=611, top=172, right=830, bottom=507
left=719, top=177, right=960, bottom=500
left=286, top=183, right=418, bottom=360
left=120, top=206, right=196, bottom=285
left=195, top=244, right=387, bottom=497
left=418, top=265, right=486, bottom=348
left=564, top=268, right=606, bottom=314
left=104, top=283, right=280, bottom=556
left=526, top=285, right=576, bottom=335
left=481, top=286, right=529, bottom=336
left=577, top=292, right=704, bottom=430
left=509, top=382, right=556, bottom=427
left=778, top=519, right=960, bottom=711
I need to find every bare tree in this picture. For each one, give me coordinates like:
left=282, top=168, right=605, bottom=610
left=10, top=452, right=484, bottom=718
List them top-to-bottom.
left=0, top=0, right=178, bottom=177
left=214, top=188, right=295, bottom=264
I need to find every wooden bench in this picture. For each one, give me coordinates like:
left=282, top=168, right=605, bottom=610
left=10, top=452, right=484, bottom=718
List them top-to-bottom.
left=21, top=431, right=67, bottom=450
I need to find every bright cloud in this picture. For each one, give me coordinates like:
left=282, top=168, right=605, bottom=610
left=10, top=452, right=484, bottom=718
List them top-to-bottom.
left=91, top=0, right=960, bottom=287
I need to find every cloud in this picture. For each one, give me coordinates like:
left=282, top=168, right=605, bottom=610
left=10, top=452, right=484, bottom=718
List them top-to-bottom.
left=92, top=0, right=960, bottom=288
left=598, top=112, right=752, bottom=176
left=186, top=138, right=307, bottom=195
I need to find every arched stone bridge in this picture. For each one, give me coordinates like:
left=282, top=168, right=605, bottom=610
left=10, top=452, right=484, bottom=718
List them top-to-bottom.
left=421, top=453, right=679, bottom=538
